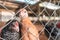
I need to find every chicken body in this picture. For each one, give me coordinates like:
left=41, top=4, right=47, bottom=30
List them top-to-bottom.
left=19, top=9, right=39, bottom=40
left=0, top=20, right=20, bottom=40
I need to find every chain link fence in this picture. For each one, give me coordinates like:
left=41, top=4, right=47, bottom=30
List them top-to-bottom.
left=0, top=0, right=60, bottom=40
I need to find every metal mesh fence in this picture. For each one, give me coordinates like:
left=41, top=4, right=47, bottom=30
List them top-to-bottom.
left=0, top=0, right=60, bottom=40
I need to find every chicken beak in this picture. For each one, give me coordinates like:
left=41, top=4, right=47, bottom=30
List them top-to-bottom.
left=13, top=21, right=19, bottom=32
left=15, top=26, right=19, bottom=32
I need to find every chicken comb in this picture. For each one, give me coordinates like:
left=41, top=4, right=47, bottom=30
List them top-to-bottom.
left=20, top=8, right=26, bottom=12
left=14, top=21, right=19, bottom=27
left=56, top=22, right=60, bottom=28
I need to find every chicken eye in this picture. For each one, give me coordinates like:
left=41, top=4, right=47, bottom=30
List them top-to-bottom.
left=24, top=11, right=27, bottom=13
left=12, top=21, right=19, bottom=26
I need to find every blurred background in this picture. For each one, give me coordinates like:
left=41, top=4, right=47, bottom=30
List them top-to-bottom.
left=0, top=0, right=60, bottom=40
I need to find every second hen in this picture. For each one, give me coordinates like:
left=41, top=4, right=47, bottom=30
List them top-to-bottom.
left=0, top=20, right=21, bottom=40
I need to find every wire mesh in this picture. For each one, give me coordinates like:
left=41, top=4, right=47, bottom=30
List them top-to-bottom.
left=0, top=0, right=60, bottom=40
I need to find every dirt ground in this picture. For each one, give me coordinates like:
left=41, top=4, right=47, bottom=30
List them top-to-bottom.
left=0, top=22, right=48, bottom=40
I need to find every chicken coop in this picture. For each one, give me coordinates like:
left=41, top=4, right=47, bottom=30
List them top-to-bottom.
left=0, top=0, right=60, bottom=40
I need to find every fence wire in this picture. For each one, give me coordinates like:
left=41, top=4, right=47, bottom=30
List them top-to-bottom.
left=0, top=0, right=60, bottom=40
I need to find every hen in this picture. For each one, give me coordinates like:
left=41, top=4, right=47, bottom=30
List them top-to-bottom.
left=19, top=8, right=39, bottom=40
left=0, top=20, right=21, bottom=40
